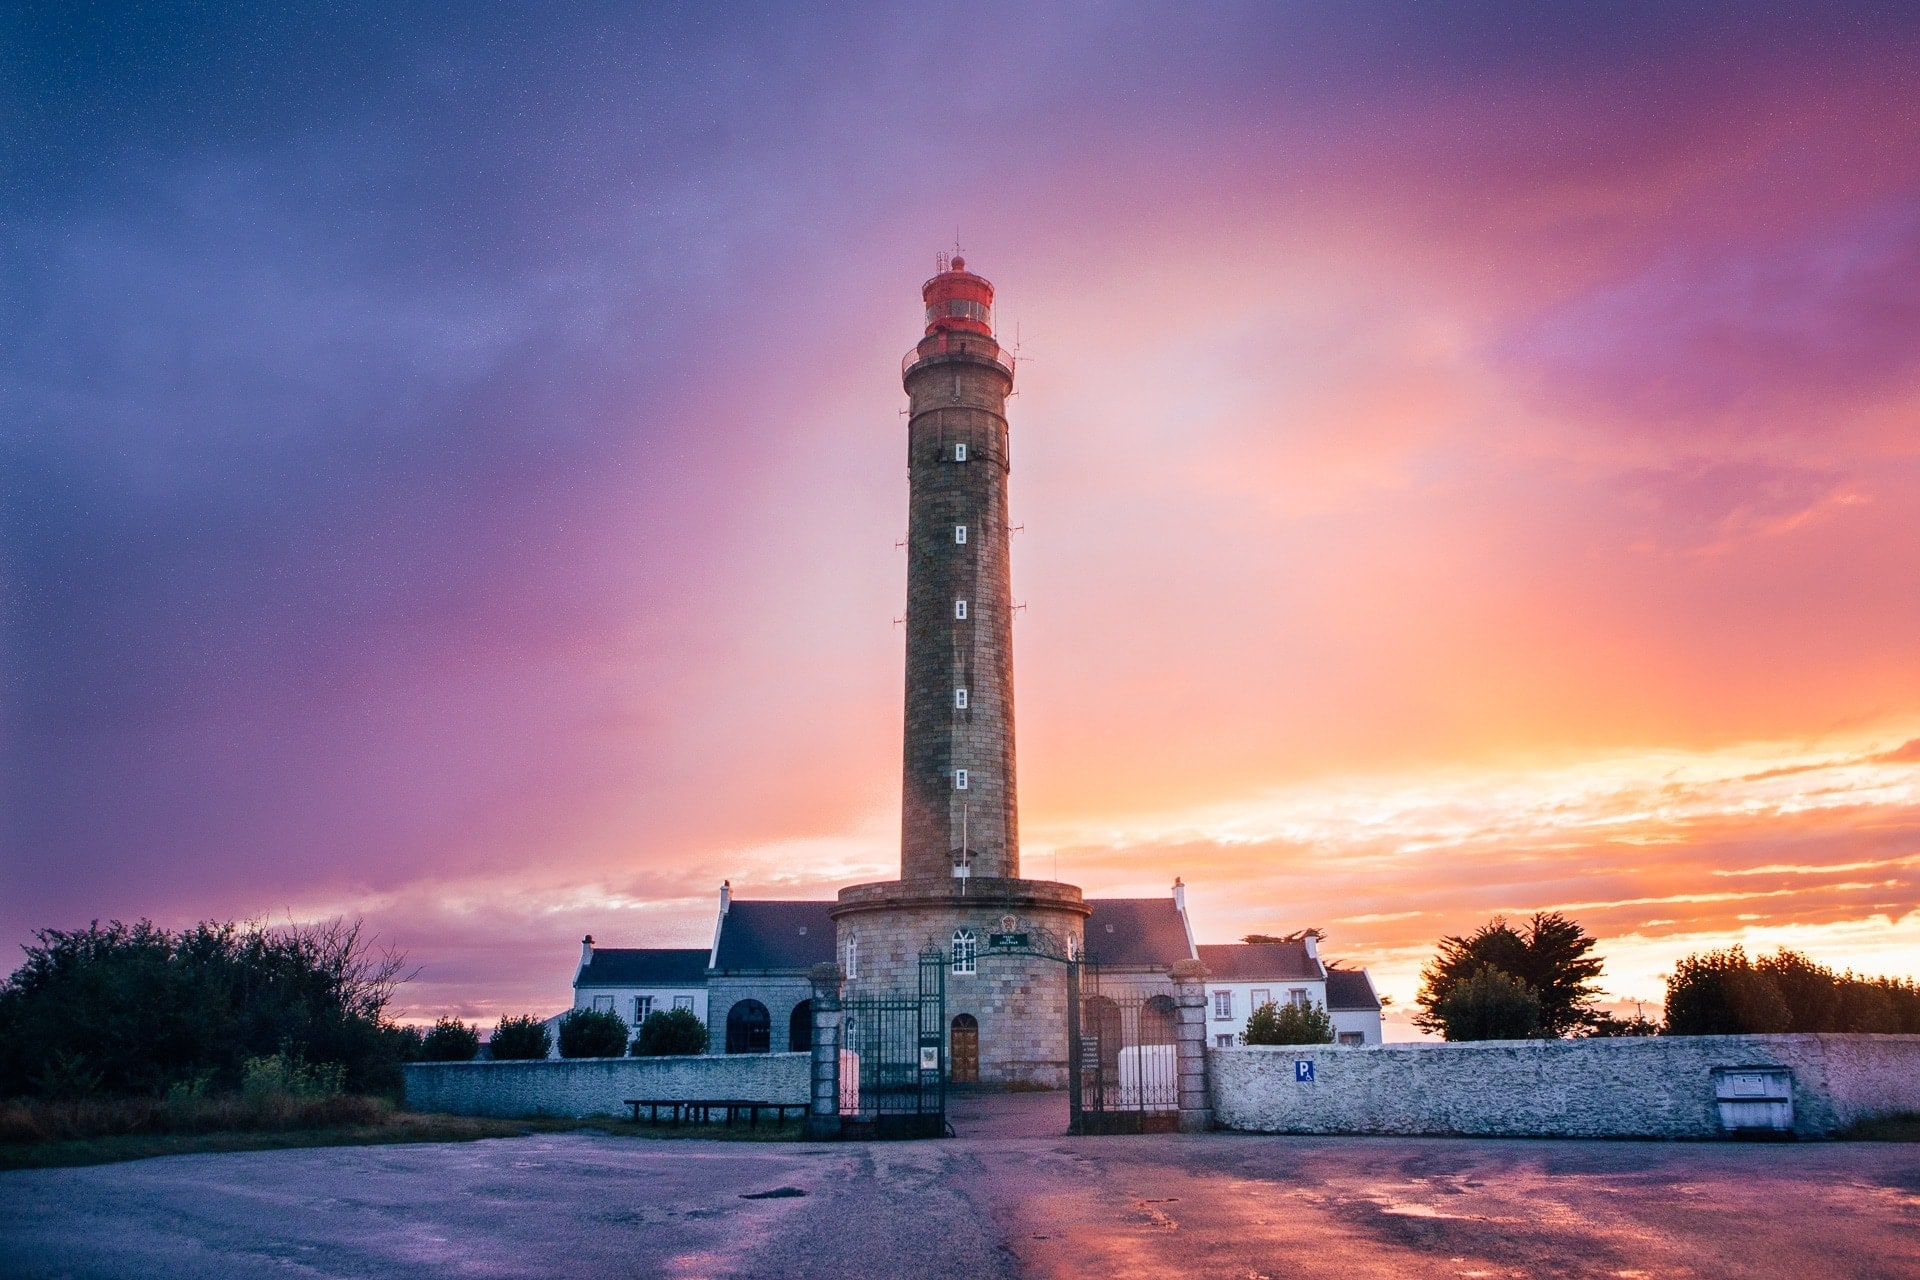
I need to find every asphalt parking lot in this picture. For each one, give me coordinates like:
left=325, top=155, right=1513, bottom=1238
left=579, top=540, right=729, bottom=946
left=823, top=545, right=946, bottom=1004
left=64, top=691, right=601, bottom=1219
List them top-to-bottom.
left=3, top=1112, right=1916, bottom=1279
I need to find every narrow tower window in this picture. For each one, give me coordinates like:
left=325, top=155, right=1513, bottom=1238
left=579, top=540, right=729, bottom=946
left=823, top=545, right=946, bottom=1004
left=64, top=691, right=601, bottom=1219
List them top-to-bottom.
left=953, top=443, right=967, bottom=462
left=955, top=525, right=967, bottom=544
left=954, top=600, right=967, bottom=620
left=955, top=688, right=968, bottom=709
left=954, top=769, right=969, bottom=790
left=952, top=930, right=977, bottom=976
left=845, top=934, right=859, bottom=980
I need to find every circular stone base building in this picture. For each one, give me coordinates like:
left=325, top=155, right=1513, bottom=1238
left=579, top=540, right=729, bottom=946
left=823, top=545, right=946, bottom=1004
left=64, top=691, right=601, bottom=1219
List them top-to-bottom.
left=832, top=877, right=1090, bottom=1086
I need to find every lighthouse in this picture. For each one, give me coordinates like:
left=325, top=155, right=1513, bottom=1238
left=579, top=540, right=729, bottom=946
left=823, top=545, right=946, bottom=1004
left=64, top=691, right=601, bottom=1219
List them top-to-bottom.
left=832, top=255, right=1091, bottom=1086
left=898, top=257, right=1020, bottom=884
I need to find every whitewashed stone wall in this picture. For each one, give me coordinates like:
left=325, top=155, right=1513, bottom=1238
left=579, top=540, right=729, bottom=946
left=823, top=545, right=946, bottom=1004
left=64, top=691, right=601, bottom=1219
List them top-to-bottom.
left=1211, top=1034, right=1920, bottom=1139
left=404, top=1054, right=809, bottom=1119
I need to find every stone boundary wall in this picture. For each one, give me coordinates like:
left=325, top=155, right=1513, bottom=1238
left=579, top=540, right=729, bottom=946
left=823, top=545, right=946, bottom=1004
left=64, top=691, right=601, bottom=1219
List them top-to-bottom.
left=1210, top=1034, right=1920, bottom=1139
left=403, top=1054, right=809, bottom=1119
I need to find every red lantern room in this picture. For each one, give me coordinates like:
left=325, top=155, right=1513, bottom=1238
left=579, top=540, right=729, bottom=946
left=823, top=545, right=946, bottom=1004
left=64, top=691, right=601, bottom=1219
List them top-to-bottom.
left=922, top=255, right=994, bottom=337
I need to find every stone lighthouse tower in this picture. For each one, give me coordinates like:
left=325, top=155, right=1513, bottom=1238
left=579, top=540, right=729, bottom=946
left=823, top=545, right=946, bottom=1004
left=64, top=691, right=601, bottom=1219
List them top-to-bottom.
left=833, top=257, right=1090, bottom=1086
left=898, top=257, right=1019, bottom=883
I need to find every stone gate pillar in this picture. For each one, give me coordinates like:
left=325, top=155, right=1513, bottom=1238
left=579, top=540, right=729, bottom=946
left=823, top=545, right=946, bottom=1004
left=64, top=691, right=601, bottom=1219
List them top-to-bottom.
left=1170, top=959, right=1213, bottom=1133
left=807, top=962, right=845, bottom=1140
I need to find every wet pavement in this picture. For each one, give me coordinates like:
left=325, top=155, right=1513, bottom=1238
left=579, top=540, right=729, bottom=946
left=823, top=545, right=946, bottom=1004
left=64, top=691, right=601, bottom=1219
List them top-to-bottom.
left=3, top=1098, right=1917, bottom=1278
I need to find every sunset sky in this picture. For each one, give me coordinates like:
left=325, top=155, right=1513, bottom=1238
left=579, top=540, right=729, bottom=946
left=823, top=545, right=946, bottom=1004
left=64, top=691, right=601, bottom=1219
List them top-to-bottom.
left=6, top=4, right=1918, bottom=1035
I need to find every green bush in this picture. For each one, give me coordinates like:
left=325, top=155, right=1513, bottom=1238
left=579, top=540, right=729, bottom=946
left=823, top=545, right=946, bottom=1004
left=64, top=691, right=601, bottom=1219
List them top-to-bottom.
left=0, top=917, right=415, bottom=1099
left=1426, top=965, right=1542, bottom=1041
left=1242, top=1000, right=1334, bottom=1046
left=631, top=1007, right=709, bottom=1056
left=557, top=1008, right=629, bottom=1059
left=487, top=1015, right=551, bottom=1061
left=418, top=1017, right=481, bottom=1062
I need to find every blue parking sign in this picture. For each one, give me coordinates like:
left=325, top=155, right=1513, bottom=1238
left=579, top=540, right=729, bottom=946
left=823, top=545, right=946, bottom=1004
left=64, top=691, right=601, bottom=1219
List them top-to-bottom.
left=1295, top=1059, right=1315, bottom=1083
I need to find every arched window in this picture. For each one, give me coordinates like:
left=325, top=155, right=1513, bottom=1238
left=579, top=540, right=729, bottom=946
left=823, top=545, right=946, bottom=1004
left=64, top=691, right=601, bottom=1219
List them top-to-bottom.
left=951, top=929, right=977, bottom=975
left=845, top=933, right=859, bottom=979
left=1141, top=994, right=1177, bottom=1045
left=725, top=999, right=770, bottom=1054
left=789, top=1000, right=813, bottom=1052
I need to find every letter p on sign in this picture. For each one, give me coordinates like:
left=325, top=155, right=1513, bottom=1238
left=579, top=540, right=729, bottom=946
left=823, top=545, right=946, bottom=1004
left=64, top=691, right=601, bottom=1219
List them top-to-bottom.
left=1295, top=1059, right=1315, bottom=1083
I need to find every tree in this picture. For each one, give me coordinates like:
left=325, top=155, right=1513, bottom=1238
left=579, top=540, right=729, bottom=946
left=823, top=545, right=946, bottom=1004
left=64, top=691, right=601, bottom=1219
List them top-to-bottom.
left=1414, top=913, right=1605, bottom=1038
left=0, top=917, right=415, bottom=1098
left=1665, top=946, right=1920, bottom=1035
left=1665, top=947, right=1790, bottom=1035
left=1426, top=965, right=1542, bottom=1041
left=1243, top=1000, right=1334, bottom=1045
left=557, top=1007, right=629, bottom=1058
left=632, top=1007, right=709, bottom=1056
left=488, top=1015, right=552, bottom=1060
left=418, top=1017, right=481, bottom=1062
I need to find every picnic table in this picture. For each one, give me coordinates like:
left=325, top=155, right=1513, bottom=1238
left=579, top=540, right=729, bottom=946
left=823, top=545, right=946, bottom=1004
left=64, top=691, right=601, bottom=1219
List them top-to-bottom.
left=625, top=1098, right=809, bottom=1129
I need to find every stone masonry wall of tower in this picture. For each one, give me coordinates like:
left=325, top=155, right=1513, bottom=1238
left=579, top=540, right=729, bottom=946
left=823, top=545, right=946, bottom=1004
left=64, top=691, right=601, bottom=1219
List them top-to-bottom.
left=899, top=265, right=1018, bottom=883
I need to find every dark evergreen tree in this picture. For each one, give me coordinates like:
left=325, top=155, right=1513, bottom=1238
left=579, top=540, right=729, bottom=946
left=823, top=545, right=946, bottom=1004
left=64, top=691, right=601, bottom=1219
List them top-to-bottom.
left=1415, top=913, right=1604, bottom=1038
left=1427, top=965, right=1542, bottom=1041
left=557, top=1007, right=629, bottom=1058
left=631, top=1007, right=709, bottom=1056
left=487, top=1015, right=552, bottom=1060
left=418, top=1017, right=481, bottom=1062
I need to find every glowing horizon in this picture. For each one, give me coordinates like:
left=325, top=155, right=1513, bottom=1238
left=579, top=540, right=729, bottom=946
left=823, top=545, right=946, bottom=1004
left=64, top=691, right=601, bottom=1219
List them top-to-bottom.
left=6, top=5, right=1918, bottom=1035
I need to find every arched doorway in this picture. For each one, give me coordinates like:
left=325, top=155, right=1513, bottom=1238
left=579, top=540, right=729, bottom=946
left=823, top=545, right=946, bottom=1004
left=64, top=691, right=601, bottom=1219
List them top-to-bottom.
left=1140, top=994, right=1177, bottom=1044
left=725, top=999, right=770, bottom=1054
left=789, top=1000, right=813, bottom=1052
left=950, top=1013, right=979, bottom=1083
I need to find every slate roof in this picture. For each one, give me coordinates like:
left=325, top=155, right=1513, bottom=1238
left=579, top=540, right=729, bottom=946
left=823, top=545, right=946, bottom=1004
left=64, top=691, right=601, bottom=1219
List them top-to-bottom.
left=1082, top=898, right=1195, bottom=967
left=712, top=900, right=836, bottom=972
left=1195, top=941, right=1325, bottom=982
left=574, top=947, right=709, bottom=988
left=1325, top=967, right=1381, bottom=1010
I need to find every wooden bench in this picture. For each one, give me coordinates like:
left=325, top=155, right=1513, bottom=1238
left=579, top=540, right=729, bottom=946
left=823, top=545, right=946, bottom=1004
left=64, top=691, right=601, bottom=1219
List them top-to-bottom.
left=625, top=1099, right=809, bottom=1129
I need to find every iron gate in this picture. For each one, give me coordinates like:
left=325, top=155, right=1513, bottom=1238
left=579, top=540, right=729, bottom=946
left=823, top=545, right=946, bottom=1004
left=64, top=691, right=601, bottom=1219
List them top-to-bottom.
left=842, top=945, right=946, bottom=1138
left=1069, top=961, right=1180, bottom=1135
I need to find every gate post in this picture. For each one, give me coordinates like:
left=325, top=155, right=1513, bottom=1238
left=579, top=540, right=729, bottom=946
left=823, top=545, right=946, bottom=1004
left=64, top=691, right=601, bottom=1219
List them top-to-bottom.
left=1169, top=959, right=1213, bottom=1133
left=807, top=962, right=844, bottom=1140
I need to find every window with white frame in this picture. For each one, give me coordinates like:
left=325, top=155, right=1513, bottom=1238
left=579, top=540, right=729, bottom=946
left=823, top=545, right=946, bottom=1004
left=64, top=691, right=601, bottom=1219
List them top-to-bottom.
left=954, top=443, right=967, bottom=462
left=955, top=525, right=967, bottom=544
left=954, top=599, right=967, bottom=619
left=954, top=688, right=968, bottom=709
left=954, top=768, right=969, bottom=790
left=952, top=929, right=977, bottom=975
left=845, top=934, right=859, bottom=979
left=1251, top=988, right=1271, bottom=1009
left=1289, top=988, right=1308, bottom=1008
left=1213, top=990, right=1233, bottom=1020
left=592, top=995, right=613, bottom=1013
left=673, top=995, right=694, bottom=1011
left=634, top=996, right=653, bottom=1023
left=1339, top=1032, right=1364, bottom=1046
left=1216, top=1034, right=1236, bottom=1048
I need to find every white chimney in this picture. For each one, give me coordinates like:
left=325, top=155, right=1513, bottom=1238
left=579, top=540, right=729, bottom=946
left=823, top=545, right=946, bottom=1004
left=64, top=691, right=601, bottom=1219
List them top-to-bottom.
left=1172, top=877, right=1186, bottom=912
left=1173, top=877, right=1197, bottom=959
left=719, top=879, right=732, bottom=915
left=709, top=880, right=732, bottom=969
left=1304, top=931, right=1320, bottom=961
left=580, top=935, right=595, bottom=968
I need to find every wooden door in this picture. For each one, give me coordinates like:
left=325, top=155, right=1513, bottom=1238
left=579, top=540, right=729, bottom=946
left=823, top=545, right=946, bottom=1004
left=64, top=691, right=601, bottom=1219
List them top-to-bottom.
left=950, top=1014, right=979, bottom=1083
